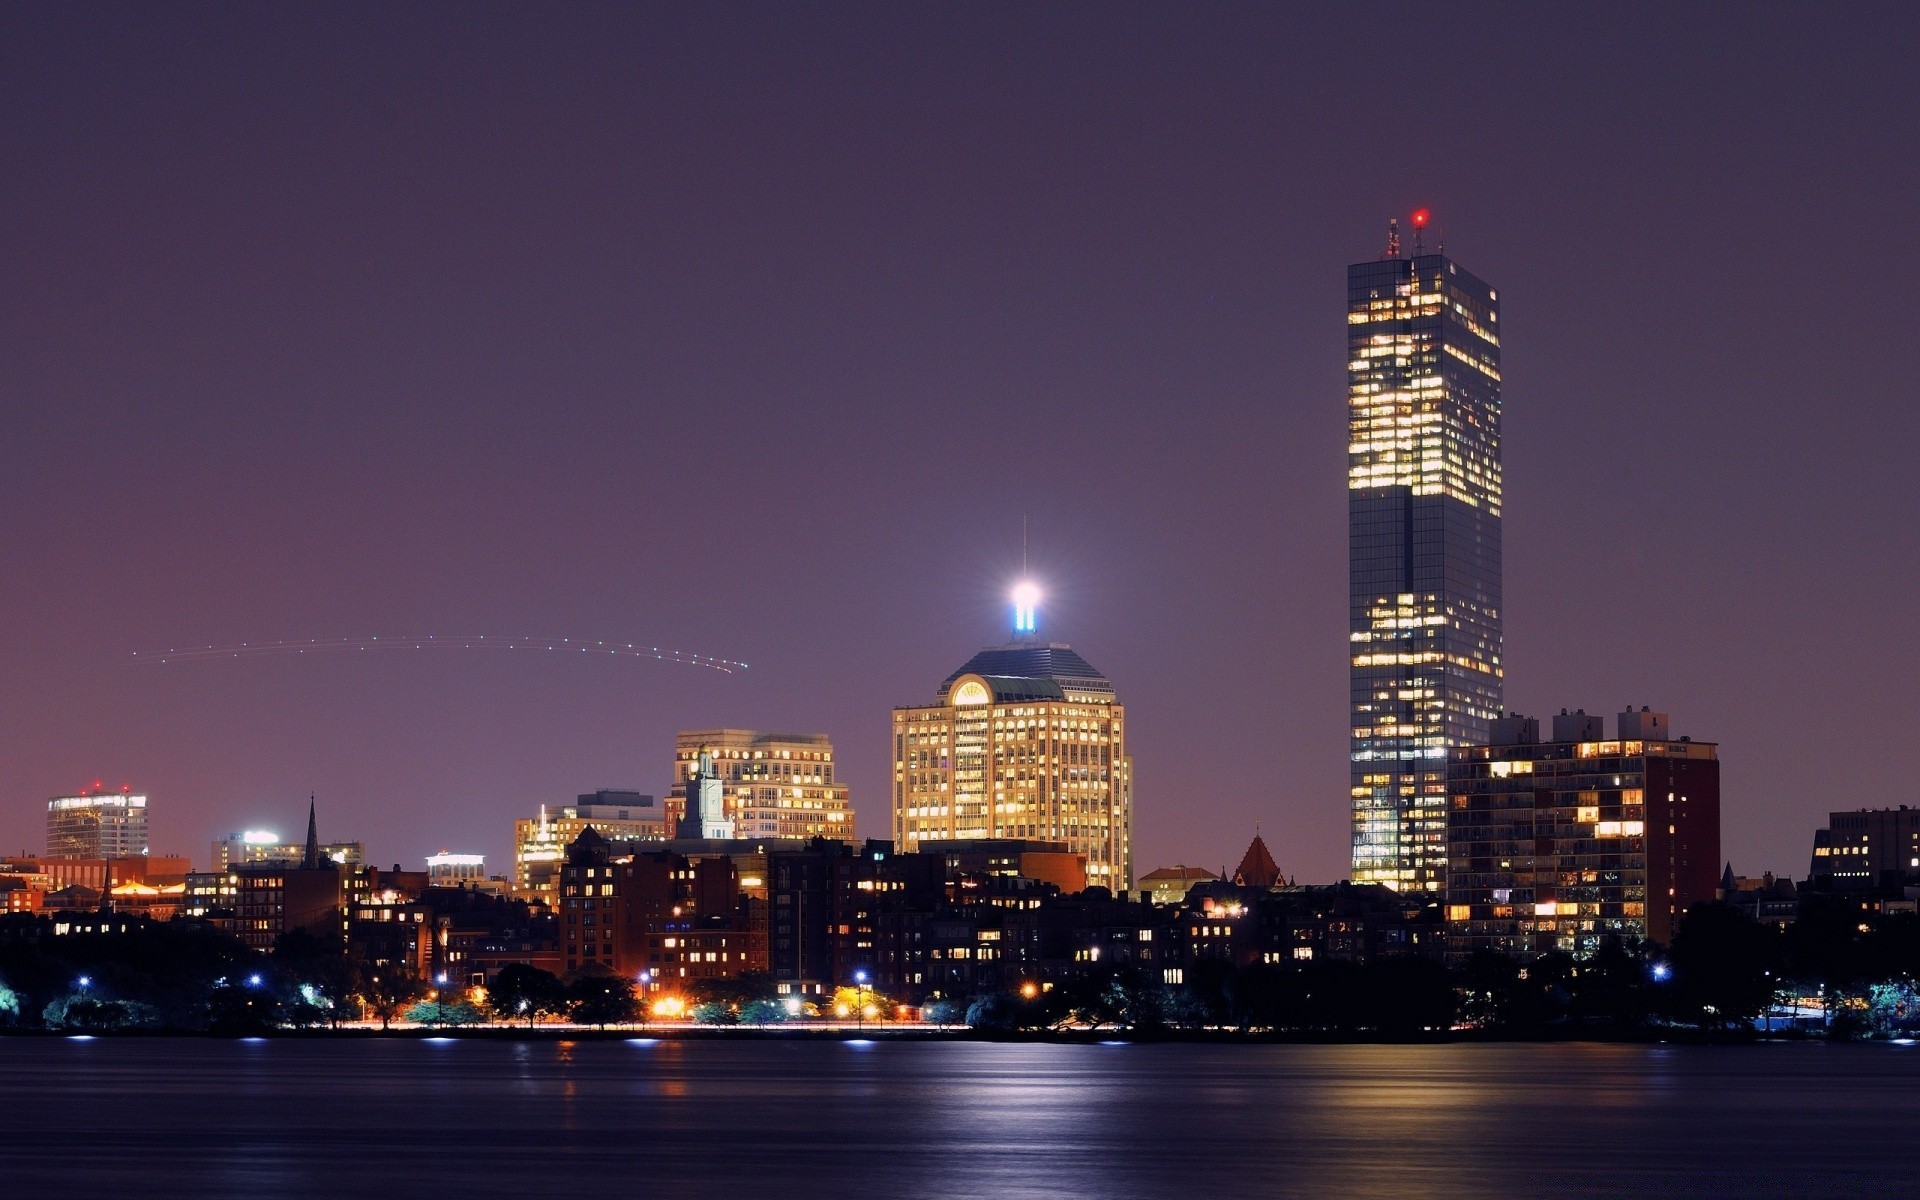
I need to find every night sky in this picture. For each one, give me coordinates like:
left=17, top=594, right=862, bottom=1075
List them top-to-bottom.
left=4, top=4, right=1916, bottom=883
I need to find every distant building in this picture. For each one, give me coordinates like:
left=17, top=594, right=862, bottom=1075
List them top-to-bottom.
left=893, top=586, right=1133, bottom=887
left=1445, top=707, right=1721, bottom=958
left=667, top=730, right=853, bottom=842
left=46, top=791, right=149, bottom=859
left=513, top=793, right=667, bottom=907
left=227, top=801, right=348, bottom=951
left=1807, top=807, right=1920, bottom=892
left=212, top=830, right=364, bottom=871
left=921, top=839, right=1087, bottom=894
left=426, top=853, right=488, bottom=887
left=1137, top=865, right=1222, bottom=908
left=1720, top=866, right=1799, bottom=925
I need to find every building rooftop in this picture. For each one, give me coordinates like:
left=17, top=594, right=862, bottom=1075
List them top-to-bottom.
left=938, top=642, right=1114, bottom=702
left=1232, top=835, right=1282, bottom=889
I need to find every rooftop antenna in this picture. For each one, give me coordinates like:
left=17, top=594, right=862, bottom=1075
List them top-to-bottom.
left=1411, top=207, right=1430, bottom=255
left=1384, top=216, right=1401, bottom=259
left=1011, top=516, right=1039, bottom=639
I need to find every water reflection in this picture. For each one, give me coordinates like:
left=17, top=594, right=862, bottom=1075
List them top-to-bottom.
left=0, top=1039, right=1912, bottom=1198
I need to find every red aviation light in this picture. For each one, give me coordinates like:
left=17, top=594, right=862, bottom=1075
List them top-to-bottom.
left=1411, top=208, right=1431, bottom=228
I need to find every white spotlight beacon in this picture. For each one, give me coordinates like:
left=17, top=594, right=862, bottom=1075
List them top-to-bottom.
left=1011, top=581, right=1041, bottom=636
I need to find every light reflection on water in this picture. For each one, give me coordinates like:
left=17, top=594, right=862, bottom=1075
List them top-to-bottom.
left=1, top=1039, right=1913, bottom=1198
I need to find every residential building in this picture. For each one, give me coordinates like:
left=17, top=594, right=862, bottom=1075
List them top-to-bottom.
left=1347, top=215, right=1504, bottom=893
left=893, top=586, right=1133, bottom=887
left=1445, top=707, right=1721, bottom=958
left=667, top=731, right=853, bottom=841
left=46, top=790, right=150, bottom=859
left=556, top=829, right=767, bottom=983
left=1178, top=878, right=1447, bottom=970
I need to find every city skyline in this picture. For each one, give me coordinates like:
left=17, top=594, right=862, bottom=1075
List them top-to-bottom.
left=4, top=6, right=1917, bottom=886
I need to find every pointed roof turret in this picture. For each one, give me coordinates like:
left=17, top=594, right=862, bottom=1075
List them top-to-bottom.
left=1231, top=833, right=1281, bottom=889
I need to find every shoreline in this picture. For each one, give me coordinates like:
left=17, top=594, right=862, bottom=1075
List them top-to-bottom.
left=0, top=1024, right=1843, bottom=1046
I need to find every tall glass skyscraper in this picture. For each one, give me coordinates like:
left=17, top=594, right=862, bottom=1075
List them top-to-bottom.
left=1347, top=218, right=1503, bottom=892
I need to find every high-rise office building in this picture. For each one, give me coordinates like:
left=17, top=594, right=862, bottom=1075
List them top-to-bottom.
left=1348, top=212, right=1504, bottom=892
left=892, top=585, right=1133, bottom=888
left=666, top=731, right=852, bottom=841
left=45, top=790, right=150, bottom=859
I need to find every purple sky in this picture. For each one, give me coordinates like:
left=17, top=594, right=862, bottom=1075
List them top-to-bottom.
left=3, top=4, right=1916, bottom=882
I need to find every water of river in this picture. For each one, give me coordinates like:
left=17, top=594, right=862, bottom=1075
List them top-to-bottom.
left=1, top=1037, right=1912, bottom=1198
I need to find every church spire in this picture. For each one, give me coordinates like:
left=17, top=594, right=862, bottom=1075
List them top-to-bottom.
left=302, top=795, right=320, bottom=870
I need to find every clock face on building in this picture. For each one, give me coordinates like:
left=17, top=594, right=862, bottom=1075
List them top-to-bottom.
left=952, top=680, right=991, bottom=706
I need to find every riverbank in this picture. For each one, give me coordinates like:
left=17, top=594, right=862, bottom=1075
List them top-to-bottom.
left=0, top=1022, right=1843, bottom=1045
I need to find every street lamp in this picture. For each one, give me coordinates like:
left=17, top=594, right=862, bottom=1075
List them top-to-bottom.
left=638, top=970, right=653, bottom=1029
left=854, top=970, right=869, bottom=1033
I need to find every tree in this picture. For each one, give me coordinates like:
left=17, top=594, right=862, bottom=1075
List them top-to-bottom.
left=1668, top=902, right=1776, bottom=1029
left=1568, top=937, right=1652, bottom=1029
left=1367, top=956, right=1455, bottom=1034
left=488, top=964, right=567, bottom=1026
left=566, top=968, right=640, bottom=1029
left=359, top=969, right=427, bottom=1031
left=689, top=972, right=779, bottom=1009
left=206, top=982, right=284, bottom=1034
left=966, top=991, right=1020, bottom=1032
left=922, top=997, right=967, bottom=1028
left=739, top=998, right=789, bottom=1025
left=405, top=999, right=484, bottom=1028
left=691, top=1001, right=737, bottom=1025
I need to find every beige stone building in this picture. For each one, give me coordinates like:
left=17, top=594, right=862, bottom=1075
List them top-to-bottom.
left=893, top=638, right=1133, bottom=888
left=666, top=730, right=853, bottom=842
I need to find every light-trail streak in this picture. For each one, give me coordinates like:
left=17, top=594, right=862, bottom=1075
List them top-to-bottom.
left=132, top=635, right=747, bottom=674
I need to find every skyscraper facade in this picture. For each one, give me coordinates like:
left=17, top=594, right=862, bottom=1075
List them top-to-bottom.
left=1347, top=215, right=1504, bottom=892
left=892, top=588, right=1133, bottom=888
